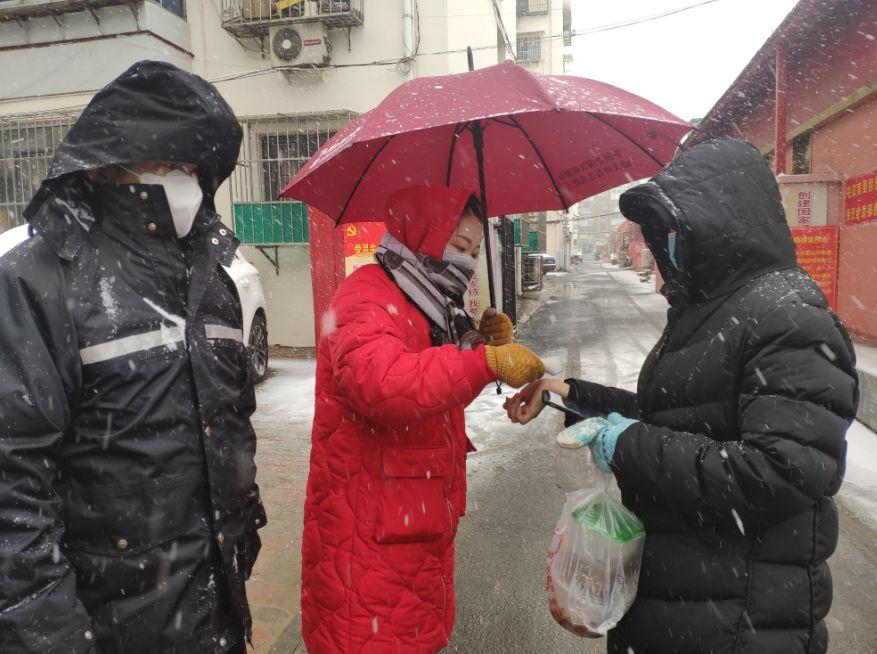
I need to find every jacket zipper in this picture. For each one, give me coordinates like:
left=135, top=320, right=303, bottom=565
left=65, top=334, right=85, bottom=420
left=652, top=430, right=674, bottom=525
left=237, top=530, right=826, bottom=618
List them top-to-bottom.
left=637, top=311, right=678, bottom=415
left=442, top=414, right=456, bottom=632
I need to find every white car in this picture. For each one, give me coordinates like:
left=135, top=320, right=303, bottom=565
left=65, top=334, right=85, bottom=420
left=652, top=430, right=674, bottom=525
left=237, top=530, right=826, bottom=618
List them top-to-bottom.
left=0, top=223, right=29, bottom=257
left=0, top=224, right=270, bottom=383
left=223, top=248, right=269, bottom=383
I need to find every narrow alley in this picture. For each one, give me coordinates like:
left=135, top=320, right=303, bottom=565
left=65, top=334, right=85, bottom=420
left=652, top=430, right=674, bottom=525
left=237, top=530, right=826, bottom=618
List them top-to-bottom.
left=248, top=263, right=877, bottom=653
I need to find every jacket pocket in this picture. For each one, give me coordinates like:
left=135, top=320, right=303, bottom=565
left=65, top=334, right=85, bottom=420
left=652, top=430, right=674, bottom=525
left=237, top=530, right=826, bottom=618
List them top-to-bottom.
left=375, top=447, right=453, bottom=545
left=61, top=473, right=209, bottom=556
left=60, top=474, right=214, bottom=611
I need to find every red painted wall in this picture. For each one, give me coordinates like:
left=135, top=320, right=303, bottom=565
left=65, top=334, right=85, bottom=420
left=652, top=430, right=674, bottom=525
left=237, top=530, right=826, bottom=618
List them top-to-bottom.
left=701, top=11, right=877, bottom=339
left=708, top=13, right=877, bottom=164
left=812, top=96, right=877, bottom=176
left=816, top=97, right=877, bottom=339
left=308, top=208, right=346, bottom=342
left=838, top=221, right=877, bottom=340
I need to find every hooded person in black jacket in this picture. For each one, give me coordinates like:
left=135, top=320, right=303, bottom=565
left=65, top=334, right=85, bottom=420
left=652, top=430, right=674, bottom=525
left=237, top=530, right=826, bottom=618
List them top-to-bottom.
left=0, top=61, right=266, bottom=654
left=508, top=139, right=858, bottom=653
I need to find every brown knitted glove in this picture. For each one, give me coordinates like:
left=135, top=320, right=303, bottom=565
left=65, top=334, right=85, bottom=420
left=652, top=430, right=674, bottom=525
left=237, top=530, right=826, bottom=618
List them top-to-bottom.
left=478, top=308, right=515, bottom=346
left=484, top=344, right=545, bottom=388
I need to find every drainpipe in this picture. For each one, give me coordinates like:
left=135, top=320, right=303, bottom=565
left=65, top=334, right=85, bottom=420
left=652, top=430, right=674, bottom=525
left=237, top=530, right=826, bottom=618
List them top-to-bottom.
left=402, top=0, right=415, bottom=80
left=774, top=44, right=788, bottom=175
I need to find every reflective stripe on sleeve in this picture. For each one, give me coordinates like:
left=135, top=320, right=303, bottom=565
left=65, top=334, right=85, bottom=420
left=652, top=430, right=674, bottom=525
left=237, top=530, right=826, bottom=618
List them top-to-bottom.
left=204, top=324, right=244, bottom=343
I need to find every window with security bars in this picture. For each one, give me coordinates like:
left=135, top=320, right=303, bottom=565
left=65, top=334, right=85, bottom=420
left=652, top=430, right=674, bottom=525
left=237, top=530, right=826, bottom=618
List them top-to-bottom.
left=517, top=0, right=548, bottom=15
left=563, top=3, right=572, bottom=45
left=516, top=32, right=544, bottom=62
left=230, top=111, right=356, bottom=244
left=0, top=112, right=78, bottom=233
left=259, top=131, right=324, bottom=201
left=792, top=132, right=812, bottom=175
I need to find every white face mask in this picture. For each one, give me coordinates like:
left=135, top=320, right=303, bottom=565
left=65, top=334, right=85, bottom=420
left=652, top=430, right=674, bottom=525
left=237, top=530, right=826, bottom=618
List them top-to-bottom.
left=134, top=169, right=203, bottom=238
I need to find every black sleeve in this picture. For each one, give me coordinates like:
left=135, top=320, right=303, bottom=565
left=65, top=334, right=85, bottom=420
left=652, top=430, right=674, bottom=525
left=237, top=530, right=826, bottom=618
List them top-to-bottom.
left=0, top=244, right=95, bottom=653
left=611, top=301, right=858, bottom=527
left=564, top=378, right=640, bottom=419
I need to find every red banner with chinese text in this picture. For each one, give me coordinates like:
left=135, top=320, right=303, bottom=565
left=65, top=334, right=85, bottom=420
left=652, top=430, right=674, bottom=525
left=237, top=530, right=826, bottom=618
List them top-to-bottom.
left=844, top=170, right=877, bottom=225
left=343, top=222, right=386, bottom=276
left=343, top=222, right=386, bottom=258
left=791, top=226, right=838, bottom=309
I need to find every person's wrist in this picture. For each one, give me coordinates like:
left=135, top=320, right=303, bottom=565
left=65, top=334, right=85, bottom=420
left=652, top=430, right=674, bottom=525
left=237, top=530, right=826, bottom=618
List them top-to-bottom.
left=543, top=379, right=569, bottom=398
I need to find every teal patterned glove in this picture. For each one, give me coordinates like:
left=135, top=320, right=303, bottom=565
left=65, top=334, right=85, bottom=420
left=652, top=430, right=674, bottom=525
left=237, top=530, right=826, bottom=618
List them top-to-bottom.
left=591, top=412, right=638, bottom=472
left=555, top=417, right=610, bottom=449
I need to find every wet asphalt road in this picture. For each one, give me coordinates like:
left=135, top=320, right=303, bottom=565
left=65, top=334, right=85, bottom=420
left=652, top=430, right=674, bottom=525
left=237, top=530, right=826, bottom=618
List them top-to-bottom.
left=448, top=262, right=877, bottom=653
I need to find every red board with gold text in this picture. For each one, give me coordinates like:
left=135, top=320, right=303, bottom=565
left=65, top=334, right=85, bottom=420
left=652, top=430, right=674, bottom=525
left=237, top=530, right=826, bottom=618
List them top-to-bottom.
left=844, top=170, right=877, bottom=225
left=343, top=222, right=386, bottom=276
left=790, top=226, right=838, bottom=309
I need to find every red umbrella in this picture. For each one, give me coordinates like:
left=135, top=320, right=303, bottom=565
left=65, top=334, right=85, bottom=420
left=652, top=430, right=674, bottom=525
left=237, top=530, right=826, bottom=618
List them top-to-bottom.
left=281, top=59, right=690, bottom=303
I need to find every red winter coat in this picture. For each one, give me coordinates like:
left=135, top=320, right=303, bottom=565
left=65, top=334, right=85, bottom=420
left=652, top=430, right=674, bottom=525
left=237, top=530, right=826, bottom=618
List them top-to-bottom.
left=302, top=187, right=496, bottom=653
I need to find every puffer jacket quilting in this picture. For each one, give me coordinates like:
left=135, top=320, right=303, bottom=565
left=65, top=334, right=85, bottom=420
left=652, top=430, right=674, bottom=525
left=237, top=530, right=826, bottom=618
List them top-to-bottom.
left=568, top=140, right=858, bottom=654
left=301, top=186, right=496, bottom=653
left=302, top=264, right=495, bottom=653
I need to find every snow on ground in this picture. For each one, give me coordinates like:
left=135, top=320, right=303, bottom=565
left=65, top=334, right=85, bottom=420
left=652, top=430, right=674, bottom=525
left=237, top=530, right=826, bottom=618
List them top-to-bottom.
left=853, top=341, right=877, bottom=378
left=253, top=358, right=316, bottom=425
left=466, top=384, right=531, bottom=455
left=840, top=420, right=877, bottom=532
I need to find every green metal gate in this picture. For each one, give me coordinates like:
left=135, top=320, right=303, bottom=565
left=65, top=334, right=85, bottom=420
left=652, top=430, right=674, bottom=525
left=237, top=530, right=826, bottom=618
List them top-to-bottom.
left=233, top=201, right=308, bottom=244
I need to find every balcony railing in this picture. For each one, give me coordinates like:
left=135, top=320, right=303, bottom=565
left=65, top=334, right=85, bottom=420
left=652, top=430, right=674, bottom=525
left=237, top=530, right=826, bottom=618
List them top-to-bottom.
left=0, top=0, right=184, bottom=22
left=0, top=0, right=123, bottom=21
left=221, top=0, right=362, bottom=38
left=517, top=0, right=548, bottom=16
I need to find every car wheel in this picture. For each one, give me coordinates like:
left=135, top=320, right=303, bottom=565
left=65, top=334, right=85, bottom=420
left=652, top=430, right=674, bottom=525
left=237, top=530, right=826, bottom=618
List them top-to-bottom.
left=248, top=312, right=269, bottom=383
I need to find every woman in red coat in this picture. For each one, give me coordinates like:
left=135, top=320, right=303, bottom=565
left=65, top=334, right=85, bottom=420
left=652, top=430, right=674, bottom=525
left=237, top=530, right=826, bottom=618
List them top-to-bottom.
left=302, top=186, right=545, bottom=653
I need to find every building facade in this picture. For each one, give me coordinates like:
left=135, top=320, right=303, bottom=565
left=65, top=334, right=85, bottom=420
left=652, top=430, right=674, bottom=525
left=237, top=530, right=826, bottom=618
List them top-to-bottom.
left=1, top=0, right=573, bottom=346
left=512, top=0, right=571, bottom=266
left=688, top=0, right=877, bottom=340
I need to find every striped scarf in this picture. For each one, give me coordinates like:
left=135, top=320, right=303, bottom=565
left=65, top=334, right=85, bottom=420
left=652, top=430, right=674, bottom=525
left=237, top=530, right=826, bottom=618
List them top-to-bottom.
left=375, top=233, right=475, bottom=345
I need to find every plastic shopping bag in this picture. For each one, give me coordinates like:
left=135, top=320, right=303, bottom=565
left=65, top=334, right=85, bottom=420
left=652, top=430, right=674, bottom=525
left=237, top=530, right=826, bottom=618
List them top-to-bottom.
left=546, top=459, right=645, bottom=638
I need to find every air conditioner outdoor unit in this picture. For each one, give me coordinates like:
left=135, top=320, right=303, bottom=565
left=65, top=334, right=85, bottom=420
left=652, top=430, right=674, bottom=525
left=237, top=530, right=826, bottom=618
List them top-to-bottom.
left=269, top=23, right=330, bottom=68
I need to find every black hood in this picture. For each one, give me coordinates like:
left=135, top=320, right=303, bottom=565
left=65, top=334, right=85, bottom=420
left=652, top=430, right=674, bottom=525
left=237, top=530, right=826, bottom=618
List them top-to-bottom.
left=24, top=60, right=242, bottom=222
left=619, top=139, right=796, bottom=303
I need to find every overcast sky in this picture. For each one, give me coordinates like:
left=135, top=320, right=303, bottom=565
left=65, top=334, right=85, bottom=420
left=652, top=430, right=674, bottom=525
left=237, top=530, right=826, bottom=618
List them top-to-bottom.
left=571, top=0, right=801, bottom=120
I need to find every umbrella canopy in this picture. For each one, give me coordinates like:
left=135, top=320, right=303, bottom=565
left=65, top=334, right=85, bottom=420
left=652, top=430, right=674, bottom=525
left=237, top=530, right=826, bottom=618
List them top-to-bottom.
left=281, top=61, right=690, bottom=223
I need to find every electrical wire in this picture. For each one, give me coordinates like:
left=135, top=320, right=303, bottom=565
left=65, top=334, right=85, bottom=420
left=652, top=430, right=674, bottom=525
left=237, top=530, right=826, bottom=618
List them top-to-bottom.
left=0, top=0, right=723, bottom=93
left=209, top=0, right=723, bottom=83
left=492, top=0, right=517, bottom=62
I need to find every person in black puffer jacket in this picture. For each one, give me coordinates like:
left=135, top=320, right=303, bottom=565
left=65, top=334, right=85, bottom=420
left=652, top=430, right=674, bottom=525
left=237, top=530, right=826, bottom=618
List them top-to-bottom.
left=508, top=139, right=859, bottom=653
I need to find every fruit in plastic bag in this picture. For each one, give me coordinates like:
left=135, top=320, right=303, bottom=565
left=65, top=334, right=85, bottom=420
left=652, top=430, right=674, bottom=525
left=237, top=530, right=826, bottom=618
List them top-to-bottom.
left=545, top=457, right=645, bottom=638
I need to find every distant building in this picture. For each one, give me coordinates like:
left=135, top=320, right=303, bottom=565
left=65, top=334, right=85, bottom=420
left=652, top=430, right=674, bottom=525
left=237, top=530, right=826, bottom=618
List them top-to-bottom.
left=512, top=0, right=572, bottom=264
left=575, top=181, right=639, bottom=263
